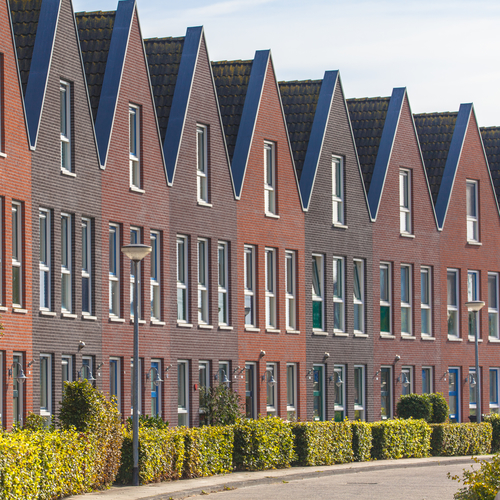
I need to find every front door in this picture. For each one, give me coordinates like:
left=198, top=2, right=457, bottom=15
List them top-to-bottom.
left=449, top=368, right=460, bottom=422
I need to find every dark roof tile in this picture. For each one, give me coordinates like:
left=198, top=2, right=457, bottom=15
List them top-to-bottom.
left=481, top=126, right=500, bottom=204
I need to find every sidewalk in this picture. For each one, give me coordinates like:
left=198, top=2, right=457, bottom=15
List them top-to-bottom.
left=70, top=455, right=491, bottom=500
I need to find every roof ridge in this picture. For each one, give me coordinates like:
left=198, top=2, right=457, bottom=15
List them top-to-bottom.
left=144, top=36, right=185, bottom=42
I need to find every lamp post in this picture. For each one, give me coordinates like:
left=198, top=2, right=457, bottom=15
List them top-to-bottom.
left=121, top=243, right=151, bottom=486
left=465, top=300, right=485, bottom=423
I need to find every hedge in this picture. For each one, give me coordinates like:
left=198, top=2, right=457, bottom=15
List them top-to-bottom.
left=397, top=394, right=432, bottom=421
left=484, top=413, right=500, bottom=452
left=233, top=417, right=296, bottom=470
left=371, top=419, right=431, bottom=459
left=291, top=421, right=353, bottom=466
left=351, top=421, right=372, bottom=462
left=430, top=423, right=492, bottom=456
left=451, top=453, right=500, bottom=500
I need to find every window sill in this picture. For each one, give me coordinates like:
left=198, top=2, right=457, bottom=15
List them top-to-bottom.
left=61, top=168, right=76, bottom=178
left=129, top=185, right=145, bottom=194
left=197, top=200, right=213, bottom=208
left=265, top=212, right=280, bottom=219
left=332, top=223, right=348, bottom=229
left=400, top=232, right=415, bottom=239
left=467, top=240, right=482, bottom=246
left=0, top=306, right=7, bottom=312
left=13, top=308, right=28, bottom=314
left=40, top=310, right=56, bottom=317
left=62, top=312, right=77, bottom=319
left=82, top=315, right=97, bottom=321
left=109, top=316, right=125, bottom=323
left=130, top=319, right=146, bottom=325
left=151, top=320, right=165, bottom=326
left=177, top=322, right=193, bottom=328
left=198, top=324, right=214, bottom=330
left=218, top=325, right=233, bottom=331
left=245, top=326, right=260, bottom=332
left=266, top=328, right=281, bottom=334
left=286, top=329, right=300, bottom=335
left=312, top=329, right=328, bottom=336
left=333, top=331, right=349, bottom=337
left=353, top=332, right=369, bottom=338
left=380, top=333, right=396, bottom=339
left=401, top=334, right=416, bottom=340
left=421, top=335, right=435, bottom=341
left=448, top=335, right=463, bottom=342
left=468, top=336, right=483, bottom=343
left=489, top=337, right=500, bottom=343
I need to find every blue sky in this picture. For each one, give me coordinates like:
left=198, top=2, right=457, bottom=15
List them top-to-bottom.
left=73, top=0, right=500, bottom=126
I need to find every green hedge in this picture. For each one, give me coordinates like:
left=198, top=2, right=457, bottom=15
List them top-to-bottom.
left=397, top=394, right=432, bottom=421
left=484, top=414, right=500, bottom=452
left=233, top=417, right=296, bottom=470
left=371, top=419, right=431, bottom=459
left=291, top=421, right=353, bottom=466
left=351, top=421, right=372, bottom=462
left=430, top=423, right=492, bottom=456
left=184, top=426, right=234, bottom=477
left=451, top=453, right=500, bottom=500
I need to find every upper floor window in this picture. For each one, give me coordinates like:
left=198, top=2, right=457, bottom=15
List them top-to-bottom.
left=0, top=54, right=4, bottom=153
left=60, top=81, right=71, bottom=172
left=129, top=105, right=140, bottom=189
left=197, top=125, right=208, bottom=203
left=264, top=141, right=276, bottom=215
left=332, top=156, right=344, bottom=225
left=399, top=169, right=411, bottom=234
left=466, top=180, right=479, bottom=242
left=12, top=203, right=22, bottom=308
left=39, top=209, right=51, bottom=310
left=61, top=214, right=72, bottom=313
left=82, top=218, right=92, bottom=315
left=109, top=224, right=120, bottom=317
left=130, top=227, right=141, bottom=319
left=150, top=231, right=160, bottom=321
left=177, top=236, right=188, bottom=322
left=198, top=238, right=209, bottom=324
left=218, top=242, right=228, bottom=325
left=244, top=245, right=255, bottom=326
left=265, top=248, right=276, bottom=328
left=285, top=250, right=296, bottom=330
left=312, top=254, right=324, bottom=331
left=333, top=256, right=345, bottom=332
left=353, top=259, right=364, bottom=333
left=380, top=262, right=391, bottom=334
left=401, top=264, right=412, bottom=335
left=421, top=267, right=432, bottom=336
left=447, top=269, right=459, bottom=337
left=468, top=270, right=480, bottom=339
left=489, top=273, right=499, bottom=339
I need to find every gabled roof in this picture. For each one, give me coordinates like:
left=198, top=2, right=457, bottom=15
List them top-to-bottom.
left=480, top=126, right=500, bottom=204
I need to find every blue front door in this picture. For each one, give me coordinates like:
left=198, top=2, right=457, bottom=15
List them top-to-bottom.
left=449, top=368, right=460, bottom=423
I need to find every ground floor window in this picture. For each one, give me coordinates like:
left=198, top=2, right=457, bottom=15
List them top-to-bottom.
left=12, top=353, right=24, bottom=425
left=40, top=354, right=52, bottom=424
left=109, top=358, right=121, bottom=412
left=130, top=358, right=142, bottom=415
left=150, top=360, right=161, bottom=417
left=178, top=361, right=189, bottom=426
left=199, top=361, right=209, bottom=426
left=245, top=363, right=256, bottom=419
left=266, top=363, right=278, bottom=417
left=286, top=363, right=297, bottom=421
left=313, top=365, right=324, bottom=421
left=334, top=365, right=345, bottom=422
left=354, top=365, right=365, bottom=421
left=380, top=366, right=392, bottom=419
left=400, top=367, right=412, bottom=396
left=422, top=367, right=433, bottom=394
left=469, top=368, right=478, bottom=417
left=490, top=368, right=499, bottom=414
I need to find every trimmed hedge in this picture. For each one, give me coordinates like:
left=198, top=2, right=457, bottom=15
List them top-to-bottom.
left=427, top=393, right=449, bottom=423
left=397, top=394, right=432, bottom=421
left=484, top=413, right=500, bottom=452
left=233, top=417, right=296, bottom=470
left=371, top=419, right=431, bottom=459
left=291, top=421, right=353, bottom=466
left=351, top=421, right=372, bottom=462
left=430, top=423, right=492, bottom=456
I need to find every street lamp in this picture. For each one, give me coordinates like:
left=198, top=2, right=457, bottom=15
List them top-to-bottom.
left=121, top=243, right=151, bottom=486
left=465, top=300, right=485, bottom=423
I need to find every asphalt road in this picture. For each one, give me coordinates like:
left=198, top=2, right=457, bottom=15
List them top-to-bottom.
left=189, top=462, right=477, bottom=500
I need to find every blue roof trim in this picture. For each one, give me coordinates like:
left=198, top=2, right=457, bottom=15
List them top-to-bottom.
left=24, top=0, right=61, bottom=149
left=94, top=0, right=135, bottom=168
left=164, top=26, right=203, bottom=185
left=232, top=49, right=269, bottom=198
left=299, top=70, right=338, bottom=210
left=368, top=87, right=406, bottom=219
left=435, top=103, right=472, bottom=229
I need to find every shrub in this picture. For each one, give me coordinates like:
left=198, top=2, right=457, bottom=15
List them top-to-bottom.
left=199, top=385, right=241, bottom=426
left=427, top=393, right=449, bottom=423
left=397, top=394, right=432, bottom=421
left=23, top=412, right=50, bottom=431
left=484, top=413, right=500, bottom=452
left=126, top=414, right=169, bottom=430
left=233, top=417, right=296, bottom=470
left=371, top=419, right=431, bottom=460
left=351, top=421, right=372, bottom=462
left=430, top=423, right=492, bottom=456
left=184, top=426, right=234, bottom=477
left=117, top=428, right=185, bottom=485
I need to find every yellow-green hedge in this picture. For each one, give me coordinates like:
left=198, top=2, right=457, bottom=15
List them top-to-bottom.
left=484, top=414, right=500, bottom=452
left=371, top=419, right=431, bottom=459
left=291, top=421, right=353, bottom=466
left=351, top=421, right=373, bottom=462
left=430, top=423, right=492, bottom=456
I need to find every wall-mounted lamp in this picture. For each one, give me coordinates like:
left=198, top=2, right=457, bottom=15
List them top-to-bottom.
left=244, top=307, right=251, bottom=318
left=78, top=340, right=86, bottom=351
left=259, top=350, right=266, bottom=358
left=324, top=352, right=330, bottom=360
left=394, top=355, right=401, bottom=363
left=27, top=359, right=35, bottom=367
left=9, top=362, right=27, bottom=384
left=96, top=362, right=104, bottom=371
left=78, top=364, right=96, bottom=382
left=164, top=365, right=172, bottom=379
left=146, top=366, right=164, bottom=387
left=233, top=366, right=245, bottom=379
left=262, top=369, right=277, bottom=387
left=306, top=369, right=313, bottom=380
left=215, top=370, right=231, bottom=387
left=374, top=370, right=380, bottom=381
left=442, top=370, right=449, bottom=382
left=329, top=372, right=343, bottom=387
left=398, top=373, right=410, bottom=388
left=466, top=373, right=477, bottom=388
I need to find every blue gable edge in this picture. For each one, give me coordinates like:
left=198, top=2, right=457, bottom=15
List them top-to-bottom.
left=24, top=0, right=61, bottom=149
left=94, top=0, right=135, bottom=168
left=164, top=26, right=203, bottom=185
left=231, top=50, right=269, bottom=199
left=299, top=70, right=338, bottom=211
left=368, top=87, right=406, bottom=220
left=434, top=103, right=472, bottom=229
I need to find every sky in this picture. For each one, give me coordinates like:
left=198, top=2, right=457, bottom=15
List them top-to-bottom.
left=72, top=0, right=500, bottom=127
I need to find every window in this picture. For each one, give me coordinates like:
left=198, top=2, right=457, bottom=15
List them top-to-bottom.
left=0, top=54, right=3, bottom=152
left=60, top=81, right=71, bottom=172
left=129, top=105, right=140, bottom=189
left=197, top=125, right=208, bottom=203
left=264, top=141, right=276, bottom=214
left=332, top=156, right=344, bottom=225
left=399, top=169, right=411, bottom=233
left=466, top=180, right=479, bottom=242
left=0, top=201, right=3, bottom=306
left=12, top=202, right=22, bottom=307
left=39, top=210, right=51, bottom=310
left=61, top=214, right=72, bottom=313
left=82, top=218, right=91, bottom=315
left=109, top=224, right=120, bottom=317
left=130, top=227, right=141, bottom=319
left=150, top=231, right=160, bottom=321
left=177, top=236, right=188, bottom=322
left=198, top=239, right=209, bottom=324
left=218, top=242, right=228, bottom=325
left=244, top=246, right=255, bottom=326
left=265, top=248, right=276, bottom=328
left=285, top=251, right=296, bottom=330
left=312, top=254, right=324, bottom=330
left=333, top=257, right=345, bottom=332
left=353, top=259, right=364, bottom=333
left=380, top=263, right=391, bottom=334
left=401, top=264, right=412, bottom=335
left=421, top=267, right=432, bottom=336
left=447, top=269, right=459, bottom=337
left=468, top=270, right=480, bottom=339
left=489, top=273, right=499, bottom=339
left=0, top=353, right=2, bottom=424
left=12, top=353, right=23, bottom=424
left=40, top=354, right=52, bottom=422
left=61, top=355, right=72, bottom=393
left=82, top=356, right=93, bottom=383
left=109, top=358, right=121, bottom=412
left=130, top=358, right=142, bottom=415
left=150, top=360, right=161, bottom=417
left=199, top=360, right=209, bottom=425
left=178, top=361, right=189, bottom=426
left=218, top=361, right=230, bottom=386
left=245, top=363, right=256, bottom=419
left=266, top=363, right=277, bottom=416
left=286, top=363, right=297, bottom=421
left=313, top=365, right=324, bottom=421
left=334, top=365, right=345, bottom=422
left=354, top=365, right=365, bottom=420
left=380, top=366, right=392, bottom=419
left=400, top=367, right=412, bottom=396
left=422, top=367, right=433, bottom=394
left=448, top=367, right=460, bottom=423
left=469, top=368, right=479, bottom=417
left=490, top=368, right=499, bottom=414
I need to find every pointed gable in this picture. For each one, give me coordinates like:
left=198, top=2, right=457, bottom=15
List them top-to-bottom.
left=481, top=126, right=500, bottom=204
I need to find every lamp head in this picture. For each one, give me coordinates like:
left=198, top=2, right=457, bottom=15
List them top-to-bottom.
left=121, top=243, right=152, bottom=262
left=465, top=300, right=485, bottom=312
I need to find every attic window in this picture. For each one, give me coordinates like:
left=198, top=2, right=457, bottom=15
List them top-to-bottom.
left=60, top=81, right=71, bottom=172
left=466, top=180, right=479, bottom=242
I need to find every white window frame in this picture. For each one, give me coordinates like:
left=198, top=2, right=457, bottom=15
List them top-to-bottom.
left=60, top=81, right=71, bottom=172
left=129, top=105, right=140, bottom=189
left=197, top=124, right=208, bottom=203
left=264, top=141, right=276, bottom=215
left=332, top=156, right=344, bottom=225
left=399, top=169, right=411, bottom=234
left=466, top=180, right=479, bottom=242
left=12, top=202, right=22, bottom=308
left=39, top=209, right=51, bottom=311
left=61, top=213, right=72, bottom=313
left=82, top=218, right=92, bottom=315
left=109, top=224, right=120, bottom=317
left=130, top=227, right=141, bottom=320
left=150, top=231, right=161, bottom=321
left=177, top=236, right=188, bottom=323
left=198, top=238, right=209, bottom=325
left=218, top=242, right=229, bottom=326
left=244, top=245, right=256, bottom=326
left=265, top=248, right=276, bottom=329
left=285, top=251, right=296, bottom=331
left=312, top=254, right=325, bottom=331
left=333, top=256, right=345, bottom=333
left=353, top=259, right=365, bottom=334
left=380, top=262, right=392, bottom=334
left=401, top=264, right=412, bottom=335
left=420, top=267, right=432, bottom=336
left=447, top=269, right=459, bottom=338
left=468, top=270, right=480, bottom=340
left=489, top=273, right=499, bottom=339
left=12, top=353, right=23, bottom=425
left=40, top=354, right=52, bottom=419
left=61, top=355, right=73, bottom=392
left=81, top=356, right=93, bottom=383
left=109, top=357, right=121, bottom=412
left=130, top=357, right=142, bottom=415
left=178, top=360, right=189, bottom=426
left=199, top=360, right=210, bottom=424
left=266, top=362, right=278, bottom=417
left=286, top=363, right=297, bottom=421
left=334, top=364, right=346, bottom=420
left=354, top=365, right=365, bottom=421
left=400, top=366, right=413, bottom=396
left=422, top=366, right=433, bottom=394
left=469, top=367, right=479, bottom=416
left=490, top=368, right=499, bottom=414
